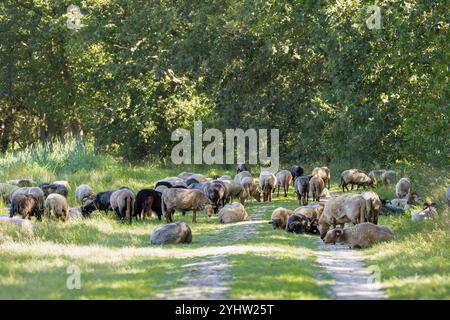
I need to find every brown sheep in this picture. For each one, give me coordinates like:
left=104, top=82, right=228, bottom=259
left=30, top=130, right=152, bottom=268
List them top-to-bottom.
left=312, top=167, right=331, bottom=189
left=340, top=169, right=373, bottom=192
left=275, top=170, right=292, bottom=197
left=234, top=171, right=252, bottom=184
left=259, top=171, right=277, bottom=202
left=309, top=176, right=325, bottom=202
left=240, top=177, right=261, bottom=203
left=395, top=177, right=411, bottom=199
left=222, top=180, right=245, bottom=204
left=9, top=187, right=45, bottom=216
left=110, top=188, right=136, bottom=223
left=161, top=188, right=213, bottom=223
left=361, top=191, right=381, bottom=224
left=45, top=193, right=69, bottom=221
left=10, top=194, right=41, bottom=220
left=318, top=194, right=371, bottom=239
left=294, top=202, right=325, bottom=221
left=218, top=203, right=248, bottom=223
left=270, top=207, right=294, bottom=229
left=150, top=222, right=192, bottom=245
left=323, top=223, right=394, bottom=249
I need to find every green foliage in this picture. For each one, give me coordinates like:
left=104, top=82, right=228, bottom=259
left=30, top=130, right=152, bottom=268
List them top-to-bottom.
left=0, top=0, right=448, bottom=166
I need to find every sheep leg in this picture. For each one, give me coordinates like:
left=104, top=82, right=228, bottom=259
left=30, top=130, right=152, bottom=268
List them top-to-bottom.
left=192, top=211, right=197, bottom=223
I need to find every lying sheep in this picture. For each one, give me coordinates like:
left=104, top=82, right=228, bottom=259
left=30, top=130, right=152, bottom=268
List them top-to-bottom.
left=237, top=163, right=250, bottom=174
left=290, top=165, right=304, bottom=186
left=312, top=167, right=331, bottom=189
left=340, top=169, right=373, bottom=192
left=274, top=170, right=292, bottom=197
left=381, top=170, right=397, bottom=186
left=259, top=171, right=277, bottom=202
left=294, top=176, right=309, bottom=205
left=309, top=176, right=325, bottom=202
left=240, top=177, right=261, bottom=203
left=395, top=177, right=411, bottom=199
left=7, top=179, right=33, bottom=187
left=202, top=180, right=227, bottom=213
left=0, top=183, right=18, bottom=203
left=39, top=183, right=69, bottom=197
left=75, top=184, right=93, bottom=205
left=9, top=187, right=45, bottom=216
left=110, top=188, right=136, bottom=223
left=162, top=188, right=213, bottom=223
left=320, top=188, right=332, bottom=198
left=133, top=189, right=162, bottom=220
left=81, top=190, right=116, bottom=216
left=361, top=191, right=381, bottom=224
left=45, top=193, right=69, bottom=221
left=10, top=194, right=41, bottom=220
left=319, top=194, right=371, bottom=239
left=388, top=198, right=411, bottom=210
left=294, top=202, right=325, bottom=221
left=218, top=203, right=248, bottom=223
left=381, top=204, right=405, bottom=215
left=411, top=204, right=438, bottom=222
left=68, top=207, right=82, bottom=220
left=270, top=207, right=293, bottom=229
left=285, top=214, right=319, bottom=235
left=0, top=215, right=35, bottom=230
left=150, top=222, right=192, bottom=245
left=323, top=223, right=394, bottom=248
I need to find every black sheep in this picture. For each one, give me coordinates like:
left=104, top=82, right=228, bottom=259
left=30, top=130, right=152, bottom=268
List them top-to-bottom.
left=290, top=165, right=304, bottom=186
left=133, top=189, right=163, bottom=220
left=81, top=190, right=115, bottom=216
left=285, top=214, right=318, bottom=234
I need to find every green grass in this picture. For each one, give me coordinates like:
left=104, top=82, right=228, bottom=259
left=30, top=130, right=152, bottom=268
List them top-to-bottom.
left=0, top=140, right=449, bottom=299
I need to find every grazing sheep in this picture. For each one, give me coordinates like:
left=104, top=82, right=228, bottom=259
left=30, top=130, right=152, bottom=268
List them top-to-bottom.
left=237, top=163, right=250, bottom=174
left=290, top=165, right=304, bottom=186
left=312, top=167, right=331, bottom=189
left=340, top=169, right=373, bottom=192
left=368, top=169, right=386, bottom=186
left=274, top=170, right=292, bottom=197
left=381, top=170, right=397, bottom=186
left=234, top=171, right=252, bottom=184
left=259, top=171, right=277, bottom=202
left=177, top=172, right=195, bottom=181
left=218, top=175, right=232, bottom=181
left=294, top=176, right=309, bottom=205
left=309, top=176, right=325, bottom=202
left=157, top=177, right=187, bottom=188
left=240, top=177, right=261, bottom=203
left=395, top=177, right=412, bottom=199
left=53, top=180, right=70, bottom=189
left=202, top=180, right=227, bottom=213
left=222, top=180, right=245, bottom=204
left=0, top=183, right=18, bottom=203
left=39, top=183, right=69, bottom=197
left=75, top=184, right=93, bottom=205
left=155, top=185, right=169, bottom=193
left=9, top=187, right=44, bottom=216
left=110, top=188, right=136, bottom=223
left=161, top=188, right=213, bottom=223
left=133, top=189, right=162, bottom=220
left=81, top=190, right=116, bottom=216
left=361, top=191, right=381, bottom=224
left=45, top=193, right=69, bottom=221
left=10, top=194, right=41, bottom=220
left=319, top=194, right=371, bottom=239
left=294, top=202, right=325, bottom=221
left=218, top=203, right=248, bottom=223
left=411, top=204, right=438, bottom=222
left=270, top=207, right=293, bottom=229
left=285, top=214, right=319, bottom=235
left=150, top=222, right=192, bottom=245
left=323, top=223, right=394, bottom=248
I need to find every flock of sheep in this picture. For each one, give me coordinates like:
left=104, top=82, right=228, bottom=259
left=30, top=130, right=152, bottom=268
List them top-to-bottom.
left=0, top=164, right=448, bottom=247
